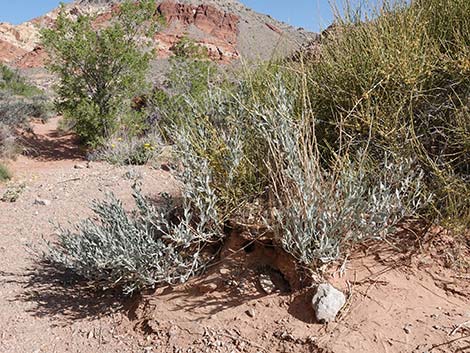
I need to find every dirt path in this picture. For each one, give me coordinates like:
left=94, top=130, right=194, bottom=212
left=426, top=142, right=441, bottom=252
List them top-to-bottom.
left=0, top=117, right=178, bottom=353
left=1, top=118, right=469, bottom=353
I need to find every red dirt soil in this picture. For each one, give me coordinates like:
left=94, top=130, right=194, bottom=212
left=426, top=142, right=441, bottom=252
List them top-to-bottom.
left=0, top=118, right=469, bottom=353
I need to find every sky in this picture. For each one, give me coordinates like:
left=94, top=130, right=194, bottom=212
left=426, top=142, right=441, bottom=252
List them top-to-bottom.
left=0, top=0, right=340, bottom=32
left=241, top=0, right=336, bottom=32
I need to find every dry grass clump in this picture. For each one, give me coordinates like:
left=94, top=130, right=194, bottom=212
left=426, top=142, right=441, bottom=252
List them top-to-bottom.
left=308, top=0, right=470, bottom=225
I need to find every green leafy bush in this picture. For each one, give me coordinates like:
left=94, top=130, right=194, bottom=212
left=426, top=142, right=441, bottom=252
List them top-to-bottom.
left=41, top=0, right=159, bottom=146
left=0, top=64, right=43, bottom=97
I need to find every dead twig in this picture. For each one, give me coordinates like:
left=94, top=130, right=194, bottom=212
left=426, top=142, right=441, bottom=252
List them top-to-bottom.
left=57, top=177, right=81, bottom=184
left=449, top=321, right=470, bottom=336
left=430, top=334, right=470, bottom=351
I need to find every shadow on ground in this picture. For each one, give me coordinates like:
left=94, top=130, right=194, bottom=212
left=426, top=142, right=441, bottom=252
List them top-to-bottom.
left=20, top=129, right=85, bottom=161
left=1, top=262, right=133, bottom=324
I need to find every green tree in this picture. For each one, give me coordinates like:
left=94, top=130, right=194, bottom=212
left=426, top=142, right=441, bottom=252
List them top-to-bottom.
left=41, top=0, right=158, bottom=145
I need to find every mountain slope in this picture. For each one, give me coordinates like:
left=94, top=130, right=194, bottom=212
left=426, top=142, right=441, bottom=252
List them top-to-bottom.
left=0, top=0, right=316, bottom=88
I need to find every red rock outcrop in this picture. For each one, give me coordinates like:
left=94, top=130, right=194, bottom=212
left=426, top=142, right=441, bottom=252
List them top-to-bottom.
left=1, top=0, right=312, bottom=72
left=85, top=1, right=240, bottom=62
left=156, top=1, right=239, bottom=62
left=157, top=1, right=239, bottom=43
left=0, top=40, right=27, bottom=63
left=15, top=46, right=48, bottom=69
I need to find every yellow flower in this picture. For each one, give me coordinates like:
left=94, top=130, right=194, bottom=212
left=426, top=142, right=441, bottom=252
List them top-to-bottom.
left=117, top=137, right=123, bottom=141
left=111, top=144, right=116, bottom=148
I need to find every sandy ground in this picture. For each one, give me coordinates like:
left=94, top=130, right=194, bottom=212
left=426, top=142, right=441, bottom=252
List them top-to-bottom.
left=0, top=117, right=469, bottom=353
left=0, top=118, right=179, bottom=353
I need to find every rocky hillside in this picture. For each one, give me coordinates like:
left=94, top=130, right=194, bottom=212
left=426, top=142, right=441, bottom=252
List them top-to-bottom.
left=0, top=0, right=315, bottom=88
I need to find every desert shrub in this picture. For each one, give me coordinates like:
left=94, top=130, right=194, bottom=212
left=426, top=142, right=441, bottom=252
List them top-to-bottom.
left=41, top=0, right=159, bottom=146
left=307, top=0, right=470, bottom=224
left=0, top=64, right=43, bottom=97
left=0, top=67, right=50, bottom=158
left=164, top=70, right=428, bottom=265
left=253, top=77, right=427, bottom=263
left=0, top=93, right=49, bottom=127
left=0, top=123, right=20, bottom=159
left=89, top=130, right=162, bottom=165
left=44, top=155, right=224, bottom=293
left=0, top=163, right=11, bottom=181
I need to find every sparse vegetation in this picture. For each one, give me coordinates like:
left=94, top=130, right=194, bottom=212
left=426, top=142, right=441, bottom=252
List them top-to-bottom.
left=0, top=65, right=50, bottom=158
left=1, top=183, right=25, bottom=202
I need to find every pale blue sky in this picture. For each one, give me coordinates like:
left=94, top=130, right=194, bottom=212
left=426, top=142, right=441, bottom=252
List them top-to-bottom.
left=0, top=1, right=343, bottom=32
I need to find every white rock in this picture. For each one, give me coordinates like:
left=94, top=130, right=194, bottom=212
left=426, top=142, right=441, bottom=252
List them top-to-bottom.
left=259, top=273, right=276, bottom=294
left=311, top=283, right=346, bottom=323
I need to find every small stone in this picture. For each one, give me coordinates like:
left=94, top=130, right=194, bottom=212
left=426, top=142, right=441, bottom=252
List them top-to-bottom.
left=160, top=163, right=171, bottom=172
left=74, top=164, right=85, bottom=169
left=34, top=198, right=51, bottom=206
left=219, top=268, right=230, bottom=275
left=259, top=273, right=276, bottom=294
left=198, top=282, right=218, bottom=294
left=311, top=283, right=346, bottom=323
left=246, top=308, right=256, bottom=318
left=403, top=324, right=412, bottom=334
left=168, top=325, right=179, bottom=338
left=274, top=331, right=295, bottom=341
left=306, top=336, right=317, bottom=344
